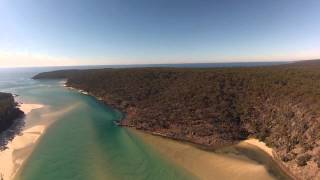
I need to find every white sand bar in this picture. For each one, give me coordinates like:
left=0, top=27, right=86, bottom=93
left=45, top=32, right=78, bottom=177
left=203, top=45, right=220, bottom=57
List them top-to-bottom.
left=0, top=103, right=45, bottom=180
left=19, top=104, right=44, bottom=114
left=240, top=138, right=274, bottom=157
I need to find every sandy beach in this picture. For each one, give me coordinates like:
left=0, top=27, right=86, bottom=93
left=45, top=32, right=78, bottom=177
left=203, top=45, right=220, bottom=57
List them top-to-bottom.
left=0, top=102, right=81, bottom=180
left=0, top=103, right=44, bottom=180
left=0, top=103, right=283, bottom=180
left=19, top=104, right=44, bottom=114
left=131, top=129, right=287, bottom=180
left=239, top=139, right=274, bottom=157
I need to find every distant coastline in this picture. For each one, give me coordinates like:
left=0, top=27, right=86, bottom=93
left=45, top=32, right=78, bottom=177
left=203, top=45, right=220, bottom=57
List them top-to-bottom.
left=33, top=59, right=320, bottom=179
left=0, top=60, right=290, bottom=72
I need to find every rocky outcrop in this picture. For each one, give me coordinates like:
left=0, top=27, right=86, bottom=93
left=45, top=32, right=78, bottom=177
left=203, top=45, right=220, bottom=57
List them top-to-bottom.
left=33, top=60, right=320, bottom=179
left=0, top=92, right=24, bottom=133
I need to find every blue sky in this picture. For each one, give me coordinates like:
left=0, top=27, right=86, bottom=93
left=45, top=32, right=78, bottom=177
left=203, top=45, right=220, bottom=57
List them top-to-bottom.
left=0, top=0, right=319, bottom=67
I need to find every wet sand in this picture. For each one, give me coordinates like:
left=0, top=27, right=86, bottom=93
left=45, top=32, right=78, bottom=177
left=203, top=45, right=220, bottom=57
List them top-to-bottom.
left=0, top=103, right=80, bottom=180
left=0, top=104, right=44, bottom=180
left=19, top=104, right=44, bottom=114
left=131, top=129, right=289, bottom=180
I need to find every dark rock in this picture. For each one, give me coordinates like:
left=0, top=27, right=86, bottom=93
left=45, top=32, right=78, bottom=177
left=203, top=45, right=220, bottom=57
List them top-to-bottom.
left=296, top=153, right=312, bottom=166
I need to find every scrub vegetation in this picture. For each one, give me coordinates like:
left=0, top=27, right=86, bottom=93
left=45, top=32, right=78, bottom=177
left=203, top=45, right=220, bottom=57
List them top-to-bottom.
left=34, top=59, right=320, bottom=179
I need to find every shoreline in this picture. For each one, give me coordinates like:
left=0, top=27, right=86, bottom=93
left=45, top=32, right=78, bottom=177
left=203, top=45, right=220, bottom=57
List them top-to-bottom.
left=66, top=83, right=295, bottom=179
left=13, top=101, right=81, bottom=180
left=0, top=103, right=45, bottom=180
left=19, top=104, right=44, bottom=115
left=130, top=128, right=290, bottom=180
left=135, top=129, right=295, bottom=179
left=238, top=139, right=297, bottom=180
left=240, top=139, right=274, bottom=157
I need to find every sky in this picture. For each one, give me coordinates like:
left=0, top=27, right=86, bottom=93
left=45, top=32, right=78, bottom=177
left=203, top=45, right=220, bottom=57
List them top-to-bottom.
left=0, top=0, right=320, bottom=67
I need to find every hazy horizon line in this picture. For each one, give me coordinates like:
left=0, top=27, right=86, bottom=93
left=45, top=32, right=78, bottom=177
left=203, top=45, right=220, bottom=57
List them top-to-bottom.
left=0, top=59, right=309, bottom=69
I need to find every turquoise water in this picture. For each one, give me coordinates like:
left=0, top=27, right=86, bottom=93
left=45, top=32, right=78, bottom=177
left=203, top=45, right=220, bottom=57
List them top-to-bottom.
left=0, top=67, right=290, bottom=180
left=0, top=68, right=194, bottom=180
left=18, top=89, right=193, bottom=180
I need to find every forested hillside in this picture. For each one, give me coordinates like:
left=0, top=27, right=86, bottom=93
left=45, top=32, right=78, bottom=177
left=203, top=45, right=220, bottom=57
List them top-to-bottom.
left=34, top=60, right=320, bottom=179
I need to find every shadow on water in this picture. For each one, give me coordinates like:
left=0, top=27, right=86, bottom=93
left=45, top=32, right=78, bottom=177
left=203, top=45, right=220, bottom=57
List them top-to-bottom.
left=0, top=116, right=25, bottom=151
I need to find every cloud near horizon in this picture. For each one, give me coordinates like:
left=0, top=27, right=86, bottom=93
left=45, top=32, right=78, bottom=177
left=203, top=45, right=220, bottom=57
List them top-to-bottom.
left=0, top=49, right=319, bottom=68
left=0, top=51, right=81, bottom=67
left=0, top=51, right=125, bottom=67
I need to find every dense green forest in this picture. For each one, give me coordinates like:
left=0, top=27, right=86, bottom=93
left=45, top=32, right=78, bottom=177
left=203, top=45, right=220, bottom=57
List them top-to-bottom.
left=34, top=60, right=320, bottom=179
left=0, top=92, right=24, bottom=133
